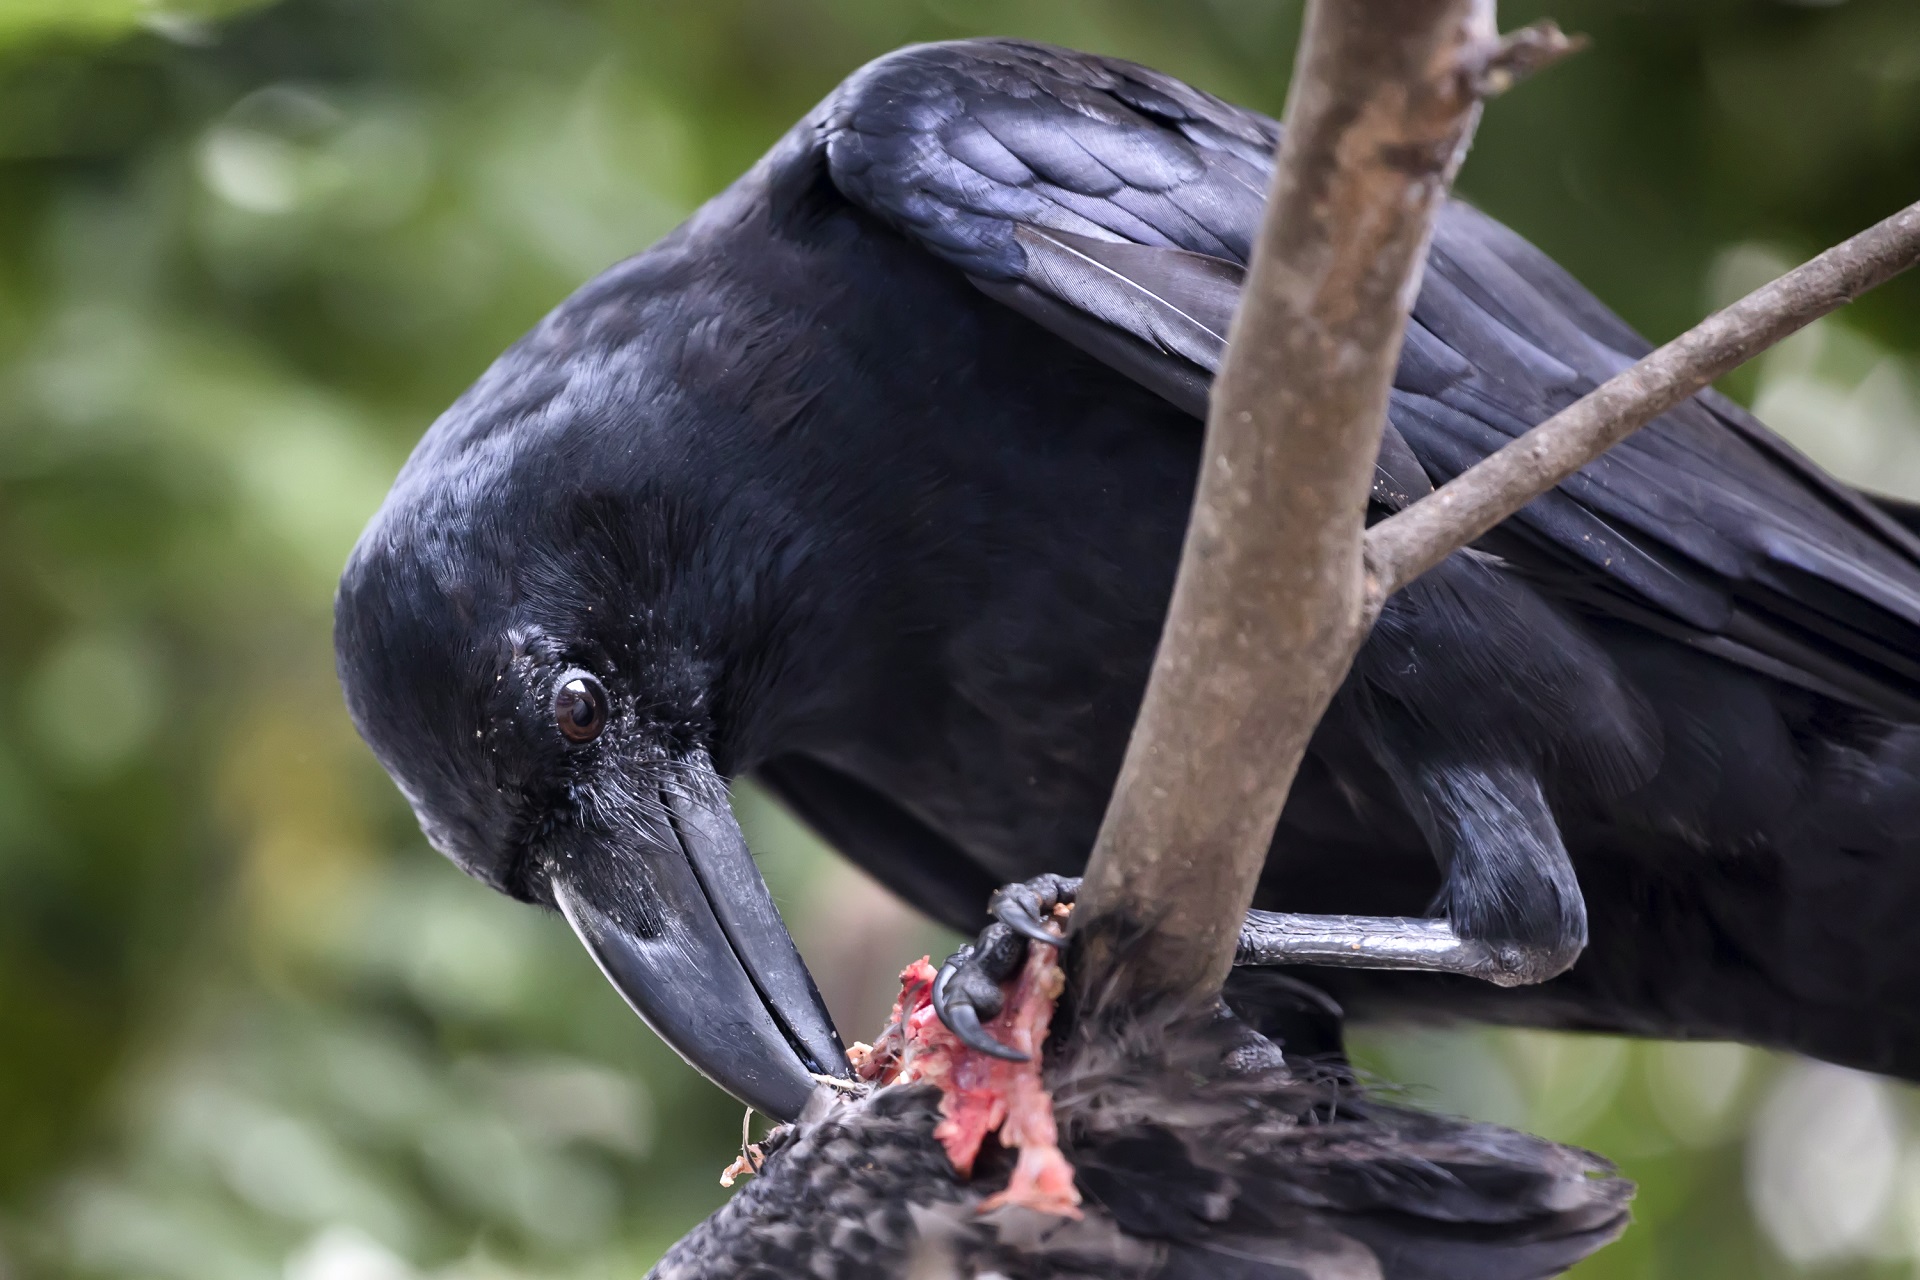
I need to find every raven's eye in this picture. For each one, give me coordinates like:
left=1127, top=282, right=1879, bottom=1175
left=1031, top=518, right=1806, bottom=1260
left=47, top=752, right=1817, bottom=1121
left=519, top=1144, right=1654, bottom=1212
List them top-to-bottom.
left=553, top=673, right=607, bottom=744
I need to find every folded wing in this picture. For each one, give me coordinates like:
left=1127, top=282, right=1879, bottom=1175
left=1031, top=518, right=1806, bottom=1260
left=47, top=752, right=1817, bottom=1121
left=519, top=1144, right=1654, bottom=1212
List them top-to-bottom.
left=817, top=38, right=1920, bottom=717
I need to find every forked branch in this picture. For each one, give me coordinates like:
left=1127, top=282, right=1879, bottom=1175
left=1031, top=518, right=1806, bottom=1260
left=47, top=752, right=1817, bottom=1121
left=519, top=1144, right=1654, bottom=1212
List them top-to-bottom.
left=1069, top=0, right=1920, bottom=1014
left=1071, top=0, right=1515, bottom=1005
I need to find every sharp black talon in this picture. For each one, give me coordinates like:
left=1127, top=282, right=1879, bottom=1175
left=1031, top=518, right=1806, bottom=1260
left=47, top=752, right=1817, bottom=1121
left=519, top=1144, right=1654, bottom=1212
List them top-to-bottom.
left=930, top=873, right=1088, bottom=1060
left=989, top=874, right=1080, bottom=947
left=992, top=890, right=1062, bottom=947
left=933, top=944, right=1027, bottom=1060
left=932, top=945, right=972, bottom=1016
left=943, top=998, right=1029, bottom=1062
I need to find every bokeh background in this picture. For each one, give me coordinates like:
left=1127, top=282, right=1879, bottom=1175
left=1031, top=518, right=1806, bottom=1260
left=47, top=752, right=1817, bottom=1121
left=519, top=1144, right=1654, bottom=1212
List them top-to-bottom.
left=1, top=0, right=1918, bottom=1275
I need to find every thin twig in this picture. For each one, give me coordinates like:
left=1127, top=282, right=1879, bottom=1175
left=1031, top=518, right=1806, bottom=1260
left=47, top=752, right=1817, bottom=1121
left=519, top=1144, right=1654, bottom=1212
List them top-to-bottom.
left=1464, top=19, right=1585, bottom=96
left=1363, top=198, right=1920, bottom=609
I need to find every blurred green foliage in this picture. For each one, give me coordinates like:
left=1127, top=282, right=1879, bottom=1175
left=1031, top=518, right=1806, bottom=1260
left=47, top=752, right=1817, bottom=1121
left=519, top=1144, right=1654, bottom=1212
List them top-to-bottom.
left=0, top=0, right=1917, bottom=1275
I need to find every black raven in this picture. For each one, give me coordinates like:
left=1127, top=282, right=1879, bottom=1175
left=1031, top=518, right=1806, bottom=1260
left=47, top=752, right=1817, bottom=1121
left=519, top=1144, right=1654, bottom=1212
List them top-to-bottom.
left=335, top=39, right=1920, bottom=1119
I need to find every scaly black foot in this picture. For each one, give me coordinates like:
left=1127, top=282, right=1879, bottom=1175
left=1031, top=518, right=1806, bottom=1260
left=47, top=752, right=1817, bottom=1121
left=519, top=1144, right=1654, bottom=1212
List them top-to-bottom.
left=933, top=868, right=1580, bottom=1055
left=932, top=874, right=1079, bottom=1060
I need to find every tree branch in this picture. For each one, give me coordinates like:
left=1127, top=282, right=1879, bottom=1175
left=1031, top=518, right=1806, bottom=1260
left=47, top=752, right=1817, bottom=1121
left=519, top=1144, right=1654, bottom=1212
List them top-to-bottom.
left=1069, top=0, right=1920, bottom=1018
left=1070, top=0, right=1511, bottom=1006
left=1363, top=197, right=1920, bottom=607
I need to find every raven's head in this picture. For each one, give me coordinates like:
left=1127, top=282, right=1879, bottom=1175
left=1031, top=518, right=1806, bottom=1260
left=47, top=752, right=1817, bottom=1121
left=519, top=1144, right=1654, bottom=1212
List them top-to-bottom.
left=333, top=288, right=850, bottom=1121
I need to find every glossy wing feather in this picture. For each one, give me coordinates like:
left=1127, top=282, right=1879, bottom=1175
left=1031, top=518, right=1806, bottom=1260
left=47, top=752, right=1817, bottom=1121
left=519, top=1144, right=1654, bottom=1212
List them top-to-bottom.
left=817, top=37, right=1920, bottom=716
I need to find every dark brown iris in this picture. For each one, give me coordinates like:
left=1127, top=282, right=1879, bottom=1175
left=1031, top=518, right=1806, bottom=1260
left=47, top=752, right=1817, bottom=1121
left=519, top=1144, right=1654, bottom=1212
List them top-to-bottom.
left=553, top=673, right=607, bottom=743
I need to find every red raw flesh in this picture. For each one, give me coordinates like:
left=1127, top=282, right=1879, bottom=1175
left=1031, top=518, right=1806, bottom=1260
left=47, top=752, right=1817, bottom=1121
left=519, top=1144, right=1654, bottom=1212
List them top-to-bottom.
left=851, top=924, right=1081, bottom=1218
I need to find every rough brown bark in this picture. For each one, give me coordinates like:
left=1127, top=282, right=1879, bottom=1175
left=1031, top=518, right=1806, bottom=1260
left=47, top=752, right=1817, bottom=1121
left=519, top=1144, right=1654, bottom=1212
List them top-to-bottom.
left=1071, top=0, right=1513, bottom=1005
left=1068, top=1, right=1920, bottom=1016
left=1363, top=197, right=1920, bottom=606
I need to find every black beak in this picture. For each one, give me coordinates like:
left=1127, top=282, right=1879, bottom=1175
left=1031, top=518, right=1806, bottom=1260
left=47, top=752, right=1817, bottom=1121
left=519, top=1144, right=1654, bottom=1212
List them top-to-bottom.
left=544, top=763, right=849, bottom=1121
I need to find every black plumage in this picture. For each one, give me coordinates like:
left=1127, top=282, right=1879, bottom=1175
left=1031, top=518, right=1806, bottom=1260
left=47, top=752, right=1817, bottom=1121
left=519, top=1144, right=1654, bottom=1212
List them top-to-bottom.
left=335, top=37, right=1920, bottom=1115
left=647, top=1007, right=1629, bottom=1280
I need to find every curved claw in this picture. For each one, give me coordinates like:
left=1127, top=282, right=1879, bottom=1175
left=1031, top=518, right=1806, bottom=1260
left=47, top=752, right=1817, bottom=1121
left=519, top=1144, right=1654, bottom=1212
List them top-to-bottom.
left=989, top=874, right=1080, bottom=948
left=992, top=889, right=1064, bottom=948
left=931, top=945, right=970, bottom=1016
left=932, top=947, right=1029, bottom=1062
left=943, top=997, right=1030, bottom=1062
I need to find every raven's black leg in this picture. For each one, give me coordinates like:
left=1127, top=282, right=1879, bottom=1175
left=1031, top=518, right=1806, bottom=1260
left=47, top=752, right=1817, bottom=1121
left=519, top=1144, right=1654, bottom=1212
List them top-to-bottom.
left=1234, top=760, right=1587, bottom=987
left=1408, top=760, right=1587, bottom=984
left=933, top=834, right=1582, bottom=1056
left=1234, top=908, right=1567, bottom=985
